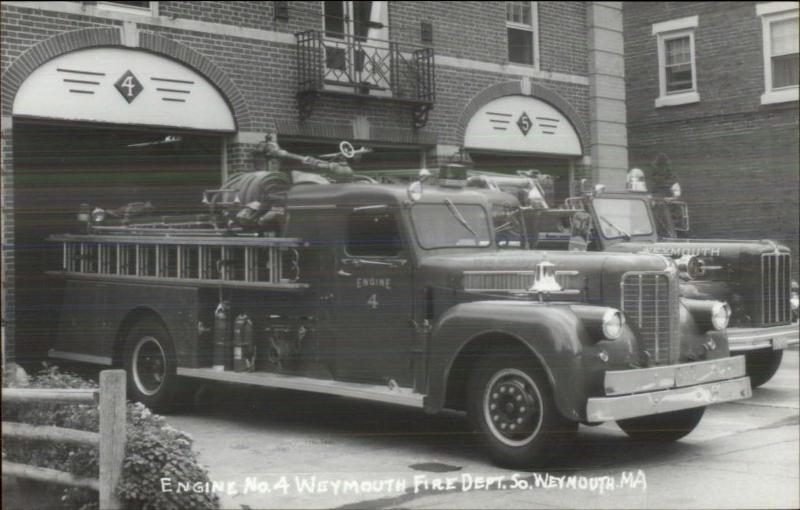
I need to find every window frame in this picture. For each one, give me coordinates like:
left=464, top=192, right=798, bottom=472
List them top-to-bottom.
left=96, top=1, right=158, bottom=16
left=505, top=1, right=540, bottom=69
left=757, top=3, right=799, bottom=105
left=652, top=15, right=699, bottom=108
left=410, top=203, right=493, bottom=250
left=344, top=207, right=406, bottom=259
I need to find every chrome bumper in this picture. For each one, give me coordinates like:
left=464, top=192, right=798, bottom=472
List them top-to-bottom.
left=727, top=322, right=799, bottom=352
left=586, top=356, right=751, bottom=422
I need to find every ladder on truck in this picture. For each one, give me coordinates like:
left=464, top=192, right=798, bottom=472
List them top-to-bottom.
left=47, top=233, right=309, bottom=291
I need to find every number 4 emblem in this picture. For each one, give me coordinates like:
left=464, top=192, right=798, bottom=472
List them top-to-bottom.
left=115, top=70, right=143, bottom=104
left=367, top=294, right=379, bottom=309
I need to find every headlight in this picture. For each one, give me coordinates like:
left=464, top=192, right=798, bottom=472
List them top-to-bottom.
left=791, top=280, right=799, bottom=313
left=711, top=302, right=731, bottom=331
left=602, top=309, right=625, bottom=339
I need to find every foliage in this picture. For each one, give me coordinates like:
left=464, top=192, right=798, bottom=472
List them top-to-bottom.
left=3, top=365, right=219, bottom=510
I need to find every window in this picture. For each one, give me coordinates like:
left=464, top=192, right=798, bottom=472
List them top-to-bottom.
left=96, top=1, right=157, bottom=16
left=322, top=1, right=390, bottom=91
left=506, top=1, right=538, bottom=67
left=758, top=2, right=799, bottom=104
left=652, top=16, right=699, bottom=107
left=593, top=198, right=654, bottom=239
left=410, top=204, right=492, bottom=249
left=346, top=209, right=403, bottom=257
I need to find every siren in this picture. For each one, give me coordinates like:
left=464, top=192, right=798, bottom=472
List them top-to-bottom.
left=626, top=168, right=647, bottom=192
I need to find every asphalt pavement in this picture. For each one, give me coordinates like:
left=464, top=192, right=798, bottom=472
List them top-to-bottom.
left=168, top=347, right=799, bottom=509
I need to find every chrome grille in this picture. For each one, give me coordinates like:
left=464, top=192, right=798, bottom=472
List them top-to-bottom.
left=761, top=253, right=791, bottom=325
left=462, top=270, right=577, bottom=293
left=463, top=271, right=536, bottom=292
left=621, top=271, right=679, bottom=365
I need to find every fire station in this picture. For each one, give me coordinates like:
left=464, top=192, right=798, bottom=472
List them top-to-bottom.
left=1, top=1, right=627, bottom=365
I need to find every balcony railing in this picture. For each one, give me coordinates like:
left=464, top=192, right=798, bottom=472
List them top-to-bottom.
left=296, top=30, right=435, bottom=127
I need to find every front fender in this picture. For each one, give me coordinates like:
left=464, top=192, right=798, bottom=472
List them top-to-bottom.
left=424, top=300, right=637, bottom=422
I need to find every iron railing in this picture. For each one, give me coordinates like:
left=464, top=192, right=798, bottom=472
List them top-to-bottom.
left=296, top=30, right=435, bottom=126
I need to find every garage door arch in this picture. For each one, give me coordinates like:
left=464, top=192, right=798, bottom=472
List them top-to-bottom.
left=2, top=28, right=251, bottom=131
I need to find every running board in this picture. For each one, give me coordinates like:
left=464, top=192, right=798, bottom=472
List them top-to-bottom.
left=176, top=367, right=424, bottom=409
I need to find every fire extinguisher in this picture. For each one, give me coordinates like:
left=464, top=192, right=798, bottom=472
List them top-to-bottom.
left=213, top=301, right=231, bottom=371
left=233, top=313, right=254, bottom=372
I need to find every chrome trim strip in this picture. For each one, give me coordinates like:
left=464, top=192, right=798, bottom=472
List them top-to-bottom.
left=728, top=323, right=799, bottom=351
left=48, top=349, right=113, bottom=366
left=603, top=356, right=746, bottom=396
left=177, top=367, right=424, bottom=408
left=586, top=376, right=751, bottom=422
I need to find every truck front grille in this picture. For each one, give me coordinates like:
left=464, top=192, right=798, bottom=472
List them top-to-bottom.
left=761, top=252, right=791, bottom=325
left=463, top=271, right=536, bottom=292
left=621, top=272, right=679, bottom=365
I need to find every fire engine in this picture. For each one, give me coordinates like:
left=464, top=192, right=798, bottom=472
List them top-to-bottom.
left=46, top=136, right=752, bottom=468
left=466, top=169, right=799, bottom=388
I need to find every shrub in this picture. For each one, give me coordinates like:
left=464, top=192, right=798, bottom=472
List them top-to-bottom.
left=3, top=365, right=220, bottom=510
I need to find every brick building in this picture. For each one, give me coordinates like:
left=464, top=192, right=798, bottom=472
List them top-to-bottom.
left=1, top=1, right=628, bottom=365
left=623, top=1, right=799, bottom=275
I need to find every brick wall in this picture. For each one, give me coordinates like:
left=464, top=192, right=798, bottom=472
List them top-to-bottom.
left=625, top=1, right=800, bottom=276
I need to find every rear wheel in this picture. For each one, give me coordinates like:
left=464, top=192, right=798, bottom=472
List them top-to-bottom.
left=123, top=317, right=178, bottom=410
left=744, top=348, right=783, bottom=388
left=466, top=354, right=577, bottom=469
left=617, top=406, right=705, bottom=442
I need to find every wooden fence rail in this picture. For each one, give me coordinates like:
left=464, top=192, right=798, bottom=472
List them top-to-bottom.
left=2, top=369, right=126, bottom=509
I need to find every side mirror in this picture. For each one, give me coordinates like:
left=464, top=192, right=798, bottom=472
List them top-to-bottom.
left=667, top=201, right=690, bottom=232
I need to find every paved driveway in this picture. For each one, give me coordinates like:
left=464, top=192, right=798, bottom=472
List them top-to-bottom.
left=168, top=347, right=799, bottom=509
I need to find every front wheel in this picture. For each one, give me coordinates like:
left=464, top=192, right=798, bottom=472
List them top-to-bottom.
left=123, top=317, right=178, bottom=410
left=744, top=348, right=783, bottom=388
left=467, top=355, right=577, bottom=469
left=617, top=406, right=705, bottom=442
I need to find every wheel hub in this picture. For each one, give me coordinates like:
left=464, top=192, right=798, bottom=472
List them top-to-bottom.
left=132, top=336, right=167, bottom=396
left=483, top=368, right=543, bottom=446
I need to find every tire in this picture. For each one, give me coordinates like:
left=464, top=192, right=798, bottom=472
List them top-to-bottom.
left=123, top=316, right=178, bottom=411
left=744, top=348, right=783, bottom=388
left=466, top=354, right=577, bottom=469
left=617, top=406, right=705, bottom=442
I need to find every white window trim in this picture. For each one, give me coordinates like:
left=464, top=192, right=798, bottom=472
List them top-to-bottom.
left=96, top=1, right=158, bottom=17
left=506, top=1, right=540, bottom=69
left=756, top=2, right=797, bottom=17
left=758, top=6, right=799, bottom=105
left=651, top=15, right=698, bottom=35
left=654, top=27, right=699, bottom=108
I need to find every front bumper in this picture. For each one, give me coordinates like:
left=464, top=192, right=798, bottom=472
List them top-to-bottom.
left=727, top=322, right=799, bottom=352
left=586, top=356, right=751, bottom=422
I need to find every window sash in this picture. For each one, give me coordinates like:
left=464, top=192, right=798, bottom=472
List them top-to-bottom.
left=506, top=1, right=532, bottom=26
left=506, top=2, right=537, bottom=67
left=762, top=11, right=799, bottom=94
left=770, top=18, right=798, bottom=56
left=508, top=27, right=534, bottom=65
left=658, top=30, right=696, bottom=97
left=772, top=53, right=799, bottom=88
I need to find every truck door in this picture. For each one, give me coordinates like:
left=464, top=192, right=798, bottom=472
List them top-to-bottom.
left=334, top=206, right=415, bottom=386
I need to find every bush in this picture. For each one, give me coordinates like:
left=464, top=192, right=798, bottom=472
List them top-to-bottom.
left=3, top=365, right=219, bottom=510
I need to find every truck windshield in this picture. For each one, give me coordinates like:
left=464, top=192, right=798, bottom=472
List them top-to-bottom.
left=593, top=198, right=653, bottom=239
left=411, top=203, right=492, bottom=249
